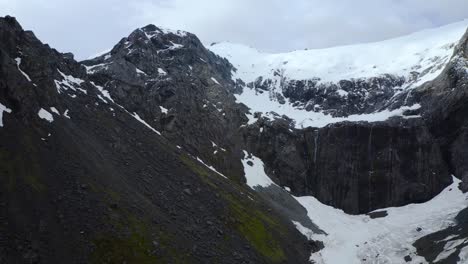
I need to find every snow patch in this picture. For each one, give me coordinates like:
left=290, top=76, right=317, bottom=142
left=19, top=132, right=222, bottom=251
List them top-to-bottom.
left=160, top=27, right=188, bottom=37
left=15, top=58, right=32, bottom=82
left=84, top=63, right=110, bottom=74
left=136, top=67, right=147, bottom=75
left=158, top=68, right=167, bottom=76
left=55, top=69, right=87, bottom=94
left=211, top=77, right=220, bottom=85
left=91, top=82, right=115, bottom=103
left=0, top=103, right=12, bottom=127
left=159, top=106, right=168, bottom=114
left=50, top=107, right=60, bottom=115
left=38, top=108, right=54, bottom=122
left=63, top=109, right=71, bottom=119
left=132, top=112, right=161, bottom=136
left=241, top=151, right=276, bottom=188
left=196, top=157, right=227, bottom=179
left=295, top=177, right=467, bottom=264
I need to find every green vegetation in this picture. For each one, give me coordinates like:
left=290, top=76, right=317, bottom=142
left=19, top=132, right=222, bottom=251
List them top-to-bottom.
left=0, top=132, right=45, bottom=192
left=180, top=153, right=286, bottom=263
left=91, top=209, right=189, bottom=264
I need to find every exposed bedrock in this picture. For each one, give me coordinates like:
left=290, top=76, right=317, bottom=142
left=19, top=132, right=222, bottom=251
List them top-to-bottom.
left=243, top=118, right=452, bottom=214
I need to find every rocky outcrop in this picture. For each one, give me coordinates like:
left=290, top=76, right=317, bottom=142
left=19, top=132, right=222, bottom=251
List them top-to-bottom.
left=0, top=16, right=312, bottom=264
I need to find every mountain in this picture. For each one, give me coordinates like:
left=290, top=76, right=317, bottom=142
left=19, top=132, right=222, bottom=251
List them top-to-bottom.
left=1, top=14, right=468, bottom=263
left=0, top=16, right=311, bottom=264
left=209, top=20, right=468, bottom=126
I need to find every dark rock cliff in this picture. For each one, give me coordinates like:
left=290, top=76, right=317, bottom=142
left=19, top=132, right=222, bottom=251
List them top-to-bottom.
left=414, top=28, right=468, bottom=192
left=243, top=117, right=452, bottom=214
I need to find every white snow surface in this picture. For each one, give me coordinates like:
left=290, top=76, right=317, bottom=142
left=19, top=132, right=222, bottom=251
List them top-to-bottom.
left=210, top=20, right=468, bottom=85
left=209, top=21, right=468, bottom=129
left=141, top=26, right=188, bottom=39
left=15, top=58, right=32, bottom=82
left=136, top=67, right=147, bottom=75
left=158, top=68, right=167, bottom=76
left=55, top=69, right=87, bottom=94
left=211, top=77, right=220, bottom=85
left=92, top=82, right=115, bottom=103
left=0, top=102, right=12, bottom=127
left=159, top=106, right=168, bottom=114
left=50, top=107, right=60, bottom=115
left=38, top=108, right=54, bottom=122
left=63, top=110, right=71, bottom=119
left=132, top=112, right=161, bottom=136
left=241, top=151, right=276, bottom=188
left=196, top=157, right=227, bottom=179
left=294, top=177, right=468, bottom=264
left=459, top=245, right=468, bottom=263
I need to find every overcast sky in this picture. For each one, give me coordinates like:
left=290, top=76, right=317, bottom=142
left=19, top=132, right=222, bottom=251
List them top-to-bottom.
left=1, top=0, right=468, bottom=60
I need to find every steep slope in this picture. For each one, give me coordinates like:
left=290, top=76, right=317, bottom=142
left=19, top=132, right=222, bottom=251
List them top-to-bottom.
left=0, top=16, right=312, bottom=264
left=82, top=24, right=248, bottom=182
left=415, top=28, right=468, bottom=191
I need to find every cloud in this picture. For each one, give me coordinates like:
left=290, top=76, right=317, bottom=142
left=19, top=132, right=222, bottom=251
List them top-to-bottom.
left=1, top=0, right=467, bottom=60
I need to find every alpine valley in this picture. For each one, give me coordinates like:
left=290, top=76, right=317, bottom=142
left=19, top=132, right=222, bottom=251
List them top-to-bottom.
left=1, top=15, right=468, bottom=263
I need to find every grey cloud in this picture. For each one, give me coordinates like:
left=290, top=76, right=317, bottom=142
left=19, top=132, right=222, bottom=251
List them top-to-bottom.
left=1, top=0, right=467, bottom=60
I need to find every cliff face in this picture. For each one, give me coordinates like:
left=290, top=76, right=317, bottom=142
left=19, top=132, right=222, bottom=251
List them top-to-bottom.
left=0, top=16, right=312, bottom=264
left=416, top=29, right=468, bottom=192
left=243, top=118, right=452, bottom=214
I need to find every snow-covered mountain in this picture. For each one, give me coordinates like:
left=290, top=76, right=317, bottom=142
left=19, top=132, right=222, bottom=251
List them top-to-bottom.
left=2, top=14, right=468, bottom=264
left=210, top=19, right=468, bottom=128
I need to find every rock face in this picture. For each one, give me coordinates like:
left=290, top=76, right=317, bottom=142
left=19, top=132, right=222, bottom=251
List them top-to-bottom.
left=0, top=16, right=311, bottom=264
left=82, top=24, right=248, bottom=182
left=415, top=29, right=468, bottom=193
left=243, top=118, right=452, bottom=214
